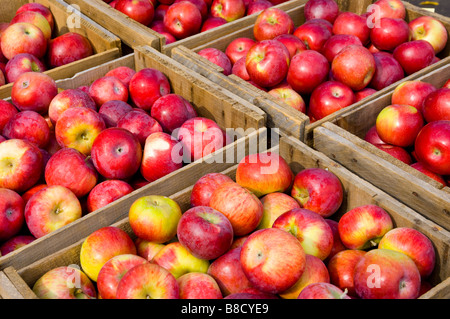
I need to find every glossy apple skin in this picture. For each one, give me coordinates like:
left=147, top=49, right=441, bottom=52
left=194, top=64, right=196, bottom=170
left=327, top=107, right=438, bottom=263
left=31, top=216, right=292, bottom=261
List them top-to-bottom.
left=115, top=0, right=155, bottom=25
left=174, top=0, right=208, bottom=21
left=210, top=0, right=246, bottom=23
left=247, top=0, right=273, bottom=16
left=304, top=0, right=339, bottom=24
left=369, top=0, right=406, bottom=20
left=164, top=1, right=202, bottom=39
left=16, top=3, right=55, bottom=31
left=11, top=10, right=52, bottom=41
left=332, top=12, right=370, bottom=45
left=200, top=16, right=228, bottom=32
left=409, top=16, right=448, bottom=54
left=370, top=18, right=410, bottom=52
left=1, top=22, right=47, bottom=60
left=293, top=22, right=331, bottom=52
left=47, top=32, right=93, bottom=68
left=273, top=34, right=307, bottom=60
left=321, top=34, right=362, bottom=63
left=393, top=40, right=435, bottom=76
left=198, top=47, right=232, bottom=75
left=287, top=50, right=329, bottom=95
left=369, top=52, right=404, bottom=91
left=5, top=53, right=46, bottom=83
left=105, top=66, right=136, bottom=88
left=129, top=68, right=171, bottom=111
left=11, top=72, right=58, bottom=114
left=88, top=76, right=129, bottom=108
left=309, top=80, right=355, bottom=120
left=391, top=81, right=437, bottom=113
left=268, top=87, right=307, bottom=113
left=422, top=88, right=450, bottom=122
left=48, top=89, right=97, bottom=125
left=0, top=100, right=18, bottom=132
left=98, top=100, right=133, bottom=128
left=375, top=104, right=424, bottom=147
left=117, top=110, right=163, bottom=146
left=414, top=120, right=450, bottom=175
left=90, top=127, right=142, bottom=180
left=140, top=132, right=183, bottom=182
left=0, top=139, right=44, bottom=193
left=374, top=144, right=412, bottom=165
left=45, top=147, right=98, bottom=198
left=235, top=152, right=294, bottom=197
left=410, top=162, right=446, bottom=186
left=291, top=167, right=343, bottom=218
left=190, top=173, right=234, bottom=207
left=86, top=180, right=134, bottom=213
left=209, top=182, right=264, bottom=236
left=24, top=185, right=82, bottom=239
left=0, top=188, right=25, bottom=242
left=258, top=192, right=299, bottom=229
left=338, top=204, right=394, bottom=250
left=177, top=206, right=233, bottom=260
left=80, top=226, right=137, bottom=282
left=378, top=227, right=435, bottom=278
left=240, top=228, right=306, bottom=294
left=0, top=234, right=35, bottom=256
left=327, top=249, right=367, bottom=297
left=353, top=249, right=421, bottom=299
left=97, top=254, right=148, bottom=299
left=279, top=254, right=330, bottom=299
left=33, top=266, right=96, bottom=299
left=177, top=272, right=223, bottom=299
left=297, top=282, right=351, bottom=299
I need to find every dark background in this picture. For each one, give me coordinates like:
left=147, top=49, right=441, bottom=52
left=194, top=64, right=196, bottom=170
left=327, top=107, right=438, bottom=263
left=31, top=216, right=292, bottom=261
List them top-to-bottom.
left=406, top=0, right=450, bottom=17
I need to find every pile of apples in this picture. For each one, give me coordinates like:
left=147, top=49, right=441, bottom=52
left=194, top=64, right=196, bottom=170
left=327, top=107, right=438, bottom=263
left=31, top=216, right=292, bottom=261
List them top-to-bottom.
left=103, top=0, right=289, bottom=44
left=198, top=0, right=448, bottom=121
left=0, top=3, right=94, bottom=87
left=0, top=66, right=230, bottom=256
left=364, top=78, right=450, bottom=186
left=31, top=152, right=436, bottom=299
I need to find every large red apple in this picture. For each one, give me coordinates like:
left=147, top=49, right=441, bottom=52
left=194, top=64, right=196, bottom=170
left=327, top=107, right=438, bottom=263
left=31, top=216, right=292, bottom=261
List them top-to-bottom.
left=115, top=0, right=155, bottom=25
left=173, top=0, right=208, bottom=21
left=210, top=0, right=246, bottom=23
left=304, top=0, right=339, bottom=24
left=163, top=1, right=202, bottom=39
left=253, top=7, right=294, bottom=42
left=332, top=12, right=370, bottom=45
left=409, top=16, right=448, bottom=54
left=370, top=18, right=410, bottom=52
left=1, top=22, right=47, bottom=60
left=293, top=22, right=331, bottom=52
left=47, top=32, right=93, bottom=68
left=273, top=34, right=307, bottom=60
left=321, top=34, right=362, bottom=63
left=392, top=40, right=435, bottom=76
left=197, top=47, right=232, bottom=76
left=369, top=52, right=404, bottom=91
left=5, top=53, right=46, bottom=83
left=129, top=68, right=171, bottom=111
left=88, top=76, right=129, bottom=108
left=309, top=80, right=355, bottom=120
left=391, top=80, right=437, bottom=113
left=422, top=88, right=450, bottom=122
left=117, top=110, right=163, bottom=146
left=87, top=179, right=134, bottom=213
left=0, top=188, right=25, bottom=242
left=177, top=272, right=223, bottom=299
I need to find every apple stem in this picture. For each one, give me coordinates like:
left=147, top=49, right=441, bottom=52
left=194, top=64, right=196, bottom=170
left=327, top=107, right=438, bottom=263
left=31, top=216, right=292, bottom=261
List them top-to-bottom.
left=370, top=240, right=378, bottom=247
left=340, top=288, right=349, bottom=299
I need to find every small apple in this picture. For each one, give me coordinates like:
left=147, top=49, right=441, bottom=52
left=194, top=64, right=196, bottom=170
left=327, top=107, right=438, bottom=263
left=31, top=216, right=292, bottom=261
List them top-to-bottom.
left=46, top=32, right=93, bottom=68
left=309, top=80, right=355, bottom=120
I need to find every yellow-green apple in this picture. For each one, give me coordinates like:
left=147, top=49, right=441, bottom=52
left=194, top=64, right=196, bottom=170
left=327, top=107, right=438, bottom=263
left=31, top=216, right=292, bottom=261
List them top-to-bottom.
left=115, top=0, right=155, bottom=25
left=211, top=0, right=246, bottom=22
left=247, top=0, right=273, bottom=16
left=304, top=0, right=339, bottom=23
left=369, top=0, right=405, bottom=19
left=163, top=1, right=202, bottom=39
left=16, top=3, right=55, bottom=31
left=253, top=7, right=294, bottom=41
left=11, top=11, right=52, bottom=41
left=332, top=12, right=370, bottom=45
left=200, top=16, right=227, bottom=32
left=409, top=16, right=448, bottom=54
left=370, top=18, right=410, bottom=52
left=293, top=22, right=332, bottom=52
left=1, top=23, right=47, bottom=60
left=47, top=32, right=94, bottom=68
left=273, top=34, right=307, bottom=60
left=321, top=34, right=363, bottom=63
left=245, top=39, right=290, bottom=88
left=392, top=40, right=435, bottom=75
left=331, top=45, right=376, bottom=91
left=198, top=47, right=232, bottom=76
left=286, top=50, right=329, bottom=95
left=369, top=52, right=404, bottom=91
left=5, top=53, right=46, bottom=83
left=231, top=56, right=250, bottom=80
left=105, top=66, right=136, bottom=88
left=129, top=68, right=171, bottom=111
left=11, top=72, right=58, bottom=114
left=88, top=76, right=129, bottom=108
left=309, top=80, right=355, bottom=120
left=391, top=80, right=437, bottom=113
left=268, top=87, right=306, bottom=113
left=355, top=88, right=377, bottom=102
left=422, top=88, right=450, bottom=122
left=48, top=89, right=97, bottom=125
left=150, top=93, right=197, bottom=133
left=0, top=100, right=18, bottom=132
left=98, top=100, right=133, bottom=127
left=375, top=104, right=424, bottom=147
left=55, top=106, right=106, bottom=155
left=2, top=110, right=50, bottom=149
left=117, top=110, right=163, bottom=146
left=414, top=121, right=450, bottom=175
left=140, top=132, right=183, bottom=182
left=0, top=139, right=44, bottom=193
left=374, top=144, right=412, bottom=165
left=45, top=148, right=98, bottom=198
left=235, top=152, right=294, bottom=197
left=410, top=162, right=446, bottom=186
left=290, top=167, right=343, bottom=218
left=190, top=172, right=234, bottom=207
left=87, top=180, right=134, bottom=213
left=209, top=181, right=264, bottom=236
left=24, top=185, right=82, bottom=238
left=0, top=188, right=25, bottom=242
left=257, top=192, right=300, bottom=229
left=128, top=195, right=182, bottom=243
left=338, top=204, right=394, bottom=250
left=177, top=206, right=234, bottom=260
left=324, top=219, right=346, bottom=262
left=80, top=226, right=137, bottom=282
left=240, top=227, right=306, bottom=294
left=379, top=227, right=436, bottom=278
left=0, top=234, right=35, bottom=256
left=135, top=238, right=165, bottom=261
left=152, top=241, right=210, bottom=278
left=207, top=246, right=254, bottom=296
left=353, top=248, right=421, bottom=299
left=327, top=249, right=366, bottom=297
left=96, top=254, right=148, bottom=299
left=279, top=254, right=330, bottom=299
left=115, top=263, right=179, bottom=299
left=33, top=266, right=97, bottom=299
left=177, top=272, right=223, bottom=299
left=297, top=282, right=351, bottom=299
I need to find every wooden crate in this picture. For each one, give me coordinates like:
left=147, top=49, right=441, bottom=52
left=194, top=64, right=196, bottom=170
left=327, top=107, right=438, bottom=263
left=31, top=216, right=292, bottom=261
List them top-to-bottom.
left=0, top=0, right=122, bottom=99
left=170, top=0, right=450, bottom=144
left=0, top=44, right=267, bottom=272
left=313, top=63, right=450, bottom=231
left=2, top=134, right=450, bottom=299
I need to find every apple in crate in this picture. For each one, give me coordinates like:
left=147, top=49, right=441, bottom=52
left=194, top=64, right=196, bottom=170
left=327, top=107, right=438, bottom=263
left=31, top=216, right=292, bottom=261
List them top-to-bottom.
left=115, top=0, right=155, bottom=26
left=174, top=0, right=208, bottom=21
left=210, top=0, right=246, bottom=23
left=304, top=0, right=339, bottom=24
left=369, top=0, right=405, bottom=19
left=164, top=1, right=202, bottom=39
left=16, top=3, right=55, bottom=31
left=253, top=7, right=294, bottom=42
left=11, top=10, right=52, bottom=41
left=332, top=12, right=370, bottom=45
left=201, top=16, right=227, bottom=32
left=409, top=16, right=448, bottom=54
left=370, top=18, right=410, bottom=52
left=1, top=22, right=47, bottom=60
left=293, top=22, right=332, bottom=52
left=47, top=32, right=94, bottom=68
left=273, top=34, right=307, bottom=60
left=321, top=34, right=362, bottom=63
left=225, top=37, right=257, bottom=64
left=392, top=40, right=435, bottom=76
left=198, top=48, right=232, bottom=76
left=369, top=52, right=404, bottom=91
left=5, top=53, right=46, bottom=83
left=231, top=57, right=249, bottom=80
left=129, top=68, right=171, bottom=111
left=89, top=76, right=129, bottom=108
left=309, top=80, right=355, bottom=120
left=391, top=80, right=437, bottom=113
left=268, top=87, right=306, bottom=113
left=422, top=88, right=450, bottom=122
left=48, top=89, right=97, bottom=125
left=0, top=100, right=18, bottom=131
left=98, top=100, right=133, bottom=127
left=117, top=110, right=163, bottom=146
left=374, top=144, right=412, bottom=165
left=410, top=162, right=447, bottom=187
left=190, top=172, right=233, bottom=207
left=87, top=180, right=134, bottom=213
left=0, top=188, right=25, bottom=242
left=258, top=192, right=300, bottom=229
left=338, top=205, right=394, bottom=250
left=324, top=219, right=346, bottom=262
left=0, top=235, right=35, bottom=256
left=135, top=238, right=165, bottom=261
left=354, top=249, right=421, bottom=299
left=33, top=266, right=97, bottom=299
left=177, top=272, right=223, bottom=299
left=297, top=282, right=351, bottom=299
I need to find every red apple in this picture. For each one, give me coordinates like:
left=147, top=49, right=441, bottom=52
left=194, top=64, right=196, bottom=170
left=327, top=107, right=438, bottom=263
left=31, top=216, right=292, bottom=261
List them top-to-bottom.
left=115, top=0, right=155, bottom=25
left=174, top=0, right=208, bottom=21
left=210, top=0, right=246, bottom=22
left=247, top=0, right=273, bottom=15
left=304, top=0, right=339, bottom=24
left=368, top=0, right=406, bottom=20
left=163, top=1, right=202, bottom=39
left=16, top=3, right=55, bottom=31
left=154, top=4, right=170, bottom=21
left=253, top=7, right=294, bottom=42
left=11, top=10, right=52, bottom=41
left=332, top=12, right=370, bottom=45
left=200, top=16, right=228, bottom=32
left=409, top=16, right=448, bottom=54
left=303, top=18, right=333, bottom=33
left=370, top=18, right=410, bottom=52
left=293, top=22, right=331, bottom=52
left=1, top=23, right=47, bottom=60
left=47, top=32, right=93, bottom=68
left=273, top=34, right=307, bottom=60
left=321, top=34, right=363, bottom=63
left=225, top=37, right=257, bottom=65
left=392, top=40, right=435, bottom=76
left=198, top=47, right=232, bottom=76
left=369, top=52, right=404, bottom=91
left=5, top=53, right=46, bottom=83
left=231, top=56, right=250, bottom=80
left=105, top=66, right=136, bottom=88
left=129, top=68, right=171, bottom=111
left=88, top=76, right=129, bottom=108
left=309, top=80, right=355, bottom=120
left=391, top=80, right=437, bottom=113
left=268, top=87, right=306, bottom=113
left=355, top=88, right=377, bottom=102
left=422, top=88, right=450, bottom=122
left=48, top=89, right=97, bottom=125
left=0, top=100, right=18, bottom=132
left=98, top=100, right=134, bottom=128
left=117, top=110, right=163, bottom=146
left=374, top=144, right=412, bottom=165
left=410, top=162, right=446, bottom=187
left=190, top=173, right=233, bottom=208
left=87, top=180, right=134, bottom=213
left=0, top=188, right=25, bottom=242
left=257, top=192, right=300, bottom=230
left=324, top=219, right=346, bottom=262
left=0, top=235, right=35, bottom=256
left=135, top=238, right=165, bottom=261
left=177, top=272, right=223, bottom=299
left=297, top=282, right=351, bottom=299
